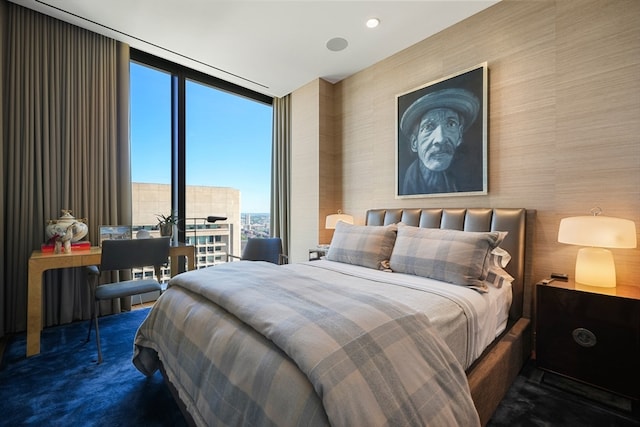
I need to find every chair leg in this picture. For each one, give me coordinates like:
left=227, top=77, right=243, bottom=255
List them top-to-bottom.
left=87, top=270, right=97, bottom=343
left=94, top=300, right=103, bottom=364
left=86, top=302, right=94, bottom=343
left=86, top=317, right=93, bottom=343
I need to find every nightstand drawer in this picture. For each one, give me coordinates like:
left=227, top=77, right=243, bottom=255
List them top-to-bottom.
left=536, top=284, right=640, bottom=399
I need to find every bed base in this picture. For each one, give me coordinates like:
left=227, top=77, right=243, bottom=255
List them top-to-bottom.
left=467, top=317, right=531, bottom=426
left=159, top=361, right=197, bottom=427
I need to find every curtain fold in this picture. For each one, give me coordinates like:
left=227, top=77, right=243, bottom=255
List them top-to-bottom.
left=0, top=0, right=7, bottom=338
left=1, top=3, right=131, bottom=335
left=270, top=95, right=291, bottom=257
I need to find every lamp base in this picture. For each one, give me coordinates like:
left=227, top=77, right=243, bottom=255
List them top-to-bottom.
left=575, top=247, right=616, bottom=288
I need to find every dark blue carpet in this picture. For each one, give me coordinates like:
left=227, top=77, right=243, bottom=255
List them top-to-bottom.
left=0, top=309, right=186, bottom=427
left=5, top=310, right=638, bottom=426
left=488, top=361, right=640, bottom=426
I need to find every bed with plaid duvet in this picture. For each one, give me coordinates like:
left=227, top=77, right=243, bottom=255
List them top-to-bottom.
left=133, top=260, right=482, bottom=426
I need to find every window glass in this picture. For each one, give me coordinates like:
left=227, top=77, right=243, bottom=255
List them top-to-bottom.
left=130, top=57, right=273, bottom=275
left=130, top=62, right=172, bottom=238
left=185, top=80, right=272, bottom=265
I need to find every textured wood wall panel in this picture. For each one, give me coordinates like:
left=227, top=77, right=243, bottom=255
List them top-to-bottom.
left=328, top=0, right=640, bottom=287
left=318, top=79, right=339, bottom=245
left=290, top=81, right=321, bottom=262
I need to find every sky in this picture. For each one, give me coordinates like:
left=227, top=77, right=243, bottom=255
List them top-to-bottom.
left=130, top=62, right=273, bottom=213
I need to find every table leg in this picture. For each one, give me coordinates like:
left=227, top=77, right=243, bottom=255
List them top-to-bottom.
left=169, top=248, right=195, bottom=277
left=170, top=255, right=178, bottom=277
left=26, top=262, right=43, bottom=356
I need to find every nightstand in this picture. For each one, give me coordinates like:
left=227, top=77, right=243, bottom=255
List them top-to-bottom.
left=308, top=247, right=328, bottom=261
left=536, top=280, right=640, bottom=402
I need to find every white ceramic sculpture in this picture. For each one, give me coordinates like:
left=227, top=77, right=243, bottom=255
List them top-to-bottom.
left=45, top=210, right=88, bottom=243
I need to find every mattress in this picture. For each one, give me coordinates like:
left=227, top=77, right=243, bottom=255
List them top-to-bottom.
left=293, top=259, right=512, bottom=369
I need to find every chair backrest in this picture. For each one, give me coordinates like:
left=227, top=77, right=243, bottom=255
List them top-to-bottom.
left=100, top=237, right=170, bottom=272
left=241, top=237, right=283, bottom=264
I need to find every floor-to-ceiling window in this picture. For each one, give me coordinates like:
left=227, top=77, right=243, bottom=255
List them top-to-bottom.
left=129, top=49, right=273, bottom=272
left=130, top=61, right=172, bottom=230
left=185, top=79, right=272, bottom=267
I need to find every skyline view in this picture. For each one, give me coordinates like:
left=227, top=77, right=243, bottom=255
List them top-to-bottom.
left=130, top=62, right=273, bottom=214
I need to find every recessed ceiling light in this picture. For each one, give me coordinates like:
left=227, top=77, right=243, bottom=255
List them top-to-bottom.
left=366, top=18, right=380, bottom=29
left=326, top=37, right=348, bottom=52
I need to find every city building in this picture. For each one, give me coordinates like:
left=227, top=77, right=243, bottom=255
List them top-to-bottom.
left=131, top=182, right=243, bottom=283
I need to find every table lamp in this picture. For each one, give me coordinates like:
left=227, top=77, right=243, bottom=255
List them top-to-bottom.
left=557, top=208, right=636, bottom=287
left=325, top=210, right=354, bottom=229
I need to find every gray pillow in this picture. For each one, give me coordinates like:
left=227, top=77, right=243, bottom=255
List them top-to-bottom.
left=326, top=222, right=398, bottom=270
left=389, top=224, right=505, bottom=292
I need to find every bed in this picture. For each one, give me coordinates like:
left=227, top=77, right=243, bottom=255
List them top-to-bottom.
left=133, top=208, right=534, bottom=426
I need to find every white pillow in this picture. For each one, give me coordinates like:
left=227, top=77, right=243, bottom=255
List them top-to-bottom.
left=485, top=244, right=514, bottom=288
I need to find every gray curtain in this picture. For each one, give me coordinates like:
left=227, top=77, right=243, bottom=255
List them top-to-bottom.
left=0, top=0, right=6, bottom=338
left=1, top=3, right=131, bottom=335
left=270, top=95, right=291, bottom=256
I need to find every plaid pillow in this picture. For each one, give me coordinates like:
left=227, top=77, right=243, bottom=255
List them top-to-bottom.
left=326, top=222, right=398, bottom=270
left=389, top=224, right=505, bottom=292
left=485, top=266, right=514, bottom=289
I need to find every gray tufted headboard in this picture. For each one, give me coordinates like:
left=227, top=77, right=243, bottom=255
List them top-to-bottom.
left=366, top=208, right=531, bottom=320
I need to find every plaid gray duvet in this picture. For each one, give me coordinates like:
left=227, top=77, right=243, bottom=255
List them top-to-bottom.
left=133, top=261, right=481, bottom=426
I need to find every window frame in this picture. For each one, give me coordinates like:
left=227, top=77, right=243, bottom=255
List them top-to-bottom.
left=130, top=49, right=273, bottom=243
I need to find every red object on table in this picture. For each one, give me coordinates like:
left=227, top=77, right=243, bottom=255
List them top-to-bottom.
left=40, top=241, right=92, bottom=253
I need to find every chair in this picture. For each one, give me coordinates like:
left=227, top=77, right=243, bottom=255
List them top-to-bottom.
left=86, top=237, right=170, bottom=363
left=227, top=237, right=288, bottom=265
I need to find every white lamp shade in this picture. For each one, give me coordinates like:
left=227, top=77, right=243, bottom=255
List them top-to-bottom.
left=325, top=213, right=354, bottom=229
left=558, top=214, right=636, bottom=287
left=558, top=216, right=636, bottom=248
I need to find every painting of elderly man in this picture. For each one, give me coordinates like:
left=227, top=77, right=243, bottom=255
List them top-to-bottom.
left=396, top=63, right=487, bottom=197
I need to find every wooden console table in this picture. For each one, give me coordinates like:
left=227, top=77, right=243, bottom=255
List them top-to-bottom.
left=26, top=243, right=195, bottom=357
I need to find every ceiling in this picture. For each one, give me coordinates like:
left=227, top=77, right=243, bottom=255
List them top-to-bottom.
left=10, top=0, right=499, bottom=98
